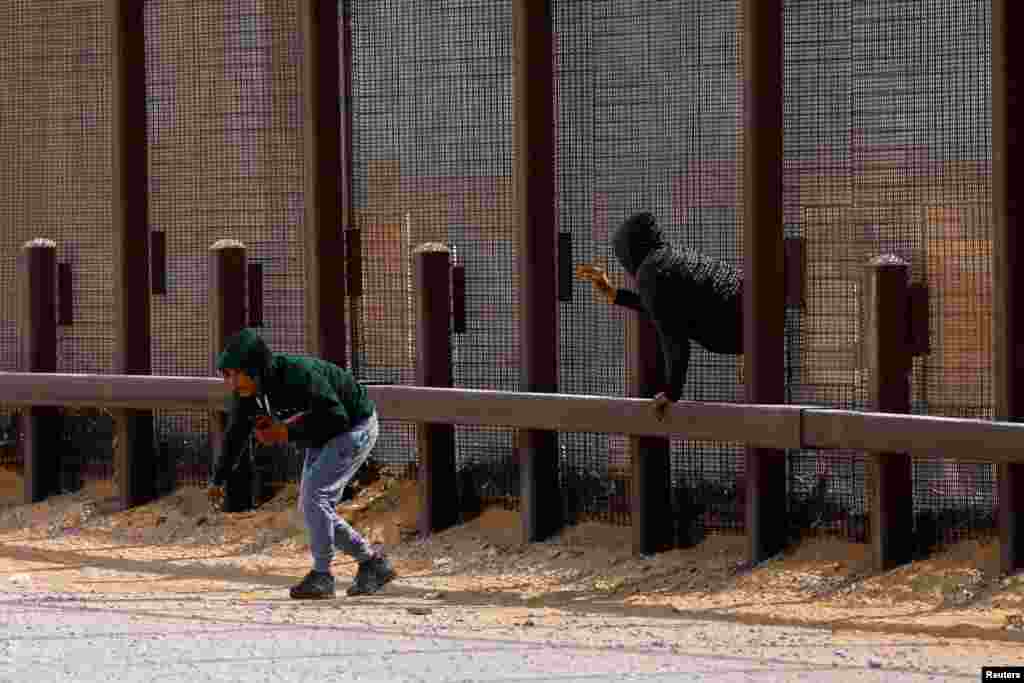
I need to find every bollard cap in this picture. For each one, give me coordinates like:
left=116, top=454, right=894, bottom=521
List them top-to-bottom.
left=22, top=238, right=56, bottom=249
left=209, top=239, right=246, bottom=251
left=413, top=242, right=450, bottom=255
left=868, top=254, right=908, bottom=268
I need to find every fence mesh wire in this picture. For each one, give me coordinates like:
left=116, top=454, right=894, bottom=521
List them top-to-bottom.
left=145, top=0, right=307, bottom=490
left=553, top=0, right=746, bottom=538
left=783, top=0, right=995, bottom=546
left=349, top=1, right=520, bottom=511
left=0, top=2, right=116, bottom=497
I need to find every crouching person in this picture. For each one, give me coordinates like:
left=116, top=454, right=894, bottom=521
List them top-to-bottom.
left=209, top=327, right=396, bottom=599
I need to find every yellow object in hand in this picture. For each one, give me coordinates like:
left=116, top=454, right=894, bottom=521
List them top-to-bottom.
left=575, top=264, right=616, bottom=304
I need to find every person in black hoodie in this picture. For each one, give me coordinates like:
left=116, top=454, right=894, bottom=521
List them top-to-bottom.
left=576, top=211, right=744, bottom=419
left=209, top=328, right=396, bottom=600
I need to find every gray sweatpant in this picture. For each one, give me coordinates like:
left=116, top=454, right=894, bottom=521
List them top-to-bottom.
left=298, top=412, right=379, bottom=573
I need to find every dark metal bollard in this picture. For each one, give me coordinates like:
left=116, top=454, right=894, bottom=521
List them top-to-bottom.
left=112, top=0, right=156, bottom=512
left=300, top=0, right=348, bottom=370
left=513, top=0, right=562, bottom=545
left=742, top=0, right=788, bottom=565
left=992, top=0, right=1024, bottom=575
left=17, top=239, right=61, bottom=503
left=209, top=240, right=251, bottom=511
left=414, top=243, right=459, bottom=536
left=865, top=255, right=914, bottom=570
left=627, top=275, right=674, bottom=556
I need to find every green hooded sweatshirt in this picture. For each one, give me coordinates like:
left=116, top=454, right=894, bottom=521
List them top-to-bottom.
left=211, top=328, right=375, bottom=485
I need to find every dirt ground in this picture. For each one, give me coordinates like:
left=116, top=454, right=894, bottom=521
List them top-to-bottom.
left=1, top=465, right=1024, bottom=651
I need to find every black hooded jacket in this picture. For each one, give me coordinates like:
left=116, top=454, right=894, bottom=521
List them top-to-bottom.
left=612, top=212, right=743, bottom=402
left=212, top=328, right=376, bottom=485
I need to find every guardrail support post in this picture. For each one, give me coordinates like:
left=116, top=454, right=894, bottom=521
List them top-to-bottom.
left=18, top=239, right=61, bottom=503
left=209, top=240, right=250, bottom=511
left=414, top=243, right=458, bottom=536
left=865, top=255, right=914, bottom=570
left=628, top=277, right=674, bottom=555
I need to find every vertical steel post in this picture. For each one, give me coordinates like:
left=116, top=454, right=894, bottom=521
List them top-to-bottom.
left=110, top=0, right=155, bottom=509
left=300, top=0, right=347, bottom=366
left=513, top=0, right=562, bottom=543
left=742, top=0, right=787, bottom=563
left=992, top=0, right=1024, bottom=574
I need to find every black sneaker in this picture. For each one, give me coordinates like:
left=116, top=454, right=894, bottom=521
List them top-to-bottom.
left=346, top=554, right=397, bottom=596
left=289, top=570, right=336, bottom=600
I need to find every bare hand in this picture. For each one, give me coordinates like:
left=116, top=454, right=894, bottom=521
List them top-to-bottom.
left=575, top=264, right=616, bottom=303
left=652, top=392, right=671, bottom=422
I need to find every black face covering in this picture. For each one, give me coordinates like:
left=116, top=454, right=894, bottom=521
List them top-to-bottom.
left=612, top=211, right=666, bottom=276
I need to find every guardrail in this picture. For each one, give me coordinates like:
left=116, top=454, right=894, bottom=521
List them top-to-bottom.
left=6, top=241, right=1022, bottom=574
left=3, top=369, right=1024, bottom=570
left=2, top=373, right=1023, bottom=463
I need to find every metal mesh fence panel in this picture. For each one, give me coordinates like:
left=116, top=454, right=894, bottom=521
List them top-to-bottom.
left=0, top=0, right=1002, bottom=549
left=145, top=0, right=307, bottom=490
left=554, top=0, right=746, bottom=536
left=783, top=0, right=995, bottom=546
left=349, top=1, right=519, bottom=506
left=0, top=2, right=116, bottom=497
left=0, top=2, right=115, bottom=375
left=0, top=406, right=115, bottom=504
left=60, top=408, right=115, bottom=498
left=787, top=444, right=870, bottom=544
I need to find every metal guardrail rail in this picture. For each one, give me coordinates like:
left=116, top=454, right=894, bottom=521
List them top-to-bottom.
left=1, top=372, right=1022, bottom=463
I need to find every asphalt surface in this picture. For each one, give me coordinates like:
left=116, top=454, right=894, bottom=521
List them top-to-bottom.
left=0, top=591, right=968, bottom=683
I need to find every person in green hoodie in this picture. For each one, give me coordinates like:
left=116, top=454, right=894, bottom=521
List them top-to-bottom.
left=209, top=328, right=396, bottom=599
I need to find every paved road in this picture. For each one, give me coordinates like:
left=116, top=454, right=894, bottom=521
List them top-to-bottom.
left=0, top=592, right=965, bottom=683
